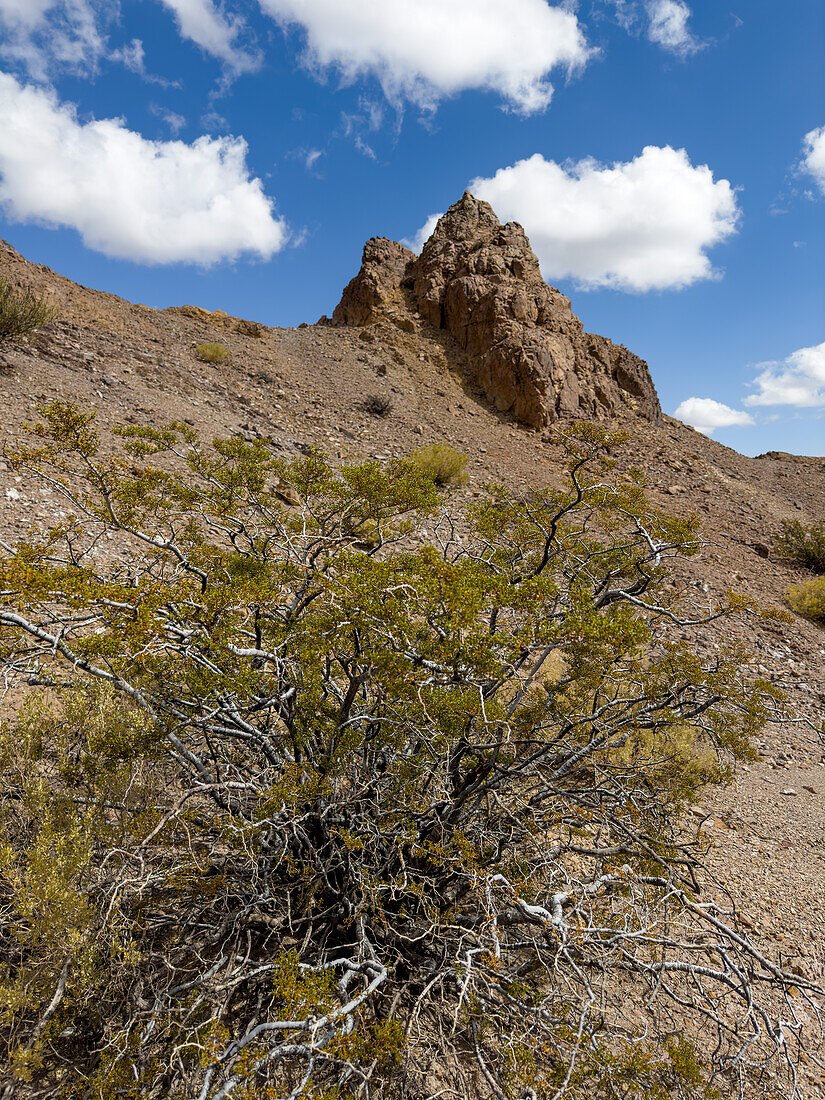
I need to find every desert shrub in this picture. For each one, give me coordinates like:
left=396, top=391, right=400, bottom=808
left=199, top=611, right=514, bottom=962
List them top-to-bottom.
left=0, top=277, right=57, bottom=339
left=195, top=341, right=230, bottom=364
left=361, top=392, right=393, bottom=418
left=0, top=408, right=812, bottom=1100
left=408, top=440, right=468, bottom=485
left=775, top=518, right=825, bottom=573
left=787, top=575, right=825, bottom=621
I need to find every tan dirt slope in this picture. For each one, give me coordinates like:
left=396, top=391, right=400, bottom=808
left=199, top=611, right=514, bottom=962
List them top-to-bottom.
left=1, top=228, right=825, bottom=1093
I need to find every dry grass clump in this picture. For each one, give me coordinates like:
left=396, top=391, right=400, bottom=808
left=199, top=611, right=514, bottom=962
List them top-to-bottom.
left=0, top=278, right=57, bottom=339
left=195, top=342, right=230, bottom=364
left=361, top=393, right=393, bottom=418
left=408, top=443, right=468, bottom=486
left=775, top=519, right=825, bottom=574
left=787, top=576, right=825, bottom=622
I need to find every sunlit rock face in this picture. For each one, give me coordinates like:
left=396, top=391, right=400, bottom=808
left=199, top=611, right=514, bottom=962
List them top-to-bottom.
left=333, top=191, right=661, bottom=429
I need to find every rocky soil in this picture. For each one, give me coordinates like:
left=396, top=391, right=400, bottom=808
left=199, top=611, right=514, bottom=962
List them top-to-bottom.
left=1, top=210, right=824, bottom=1093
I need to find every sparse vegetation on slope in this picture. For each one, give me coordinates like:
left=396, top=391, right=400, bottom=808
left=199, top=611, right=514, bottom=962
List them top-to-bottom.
left=0, top=277, right=56, bottom=340
left=195, top=341, right=230, bottom=364
left=361, top=392, right=393, bottom=418
left=0, top=407, right=812, bottom=1100
left=407, top=441, right=468, bottom=486
left=775, top=518, right=825, bottom=574
left=788, top=575, right=825, bottom=622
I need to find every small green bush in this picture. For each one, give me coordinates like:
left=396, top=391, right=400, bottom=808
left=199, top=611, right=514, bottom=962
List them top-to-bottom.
left=0, top=278, right=57, bottom=339
left=195, top=342, right=230, bottom=364
left=407, top=443, right=468, bottom=487
left=775, top=519, right=825, bottom=574
left=787, top=576, right=825, bottom=621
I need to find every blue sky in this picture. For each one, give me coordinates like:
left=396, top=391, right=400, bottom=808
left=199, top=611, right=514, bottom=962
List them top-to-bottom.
left=0, top=0, right=822, bottom=455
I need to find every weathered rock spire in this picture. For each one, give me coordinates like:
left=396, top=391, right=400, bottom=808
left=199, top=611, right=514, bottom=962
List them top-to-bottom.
left=333, top=192, right=661, bottom=428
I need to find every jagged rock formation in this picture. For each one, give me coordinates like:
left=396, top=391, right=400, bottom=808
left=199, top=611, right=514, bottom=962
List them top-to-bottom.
left=333, top=192, right=661, bottom=428
left=332, top=238, right=415, bottom=328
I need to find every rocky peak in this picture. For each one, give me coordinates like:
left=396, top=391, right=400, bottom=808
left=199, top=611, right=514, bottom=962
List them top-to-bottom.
left=417, top=191, right=544, bottom=295
left=332, top=193, right=661, bottom=429
left=332, top=237, right=415, bottom=328
left=0, top=238, right=24, bottom=261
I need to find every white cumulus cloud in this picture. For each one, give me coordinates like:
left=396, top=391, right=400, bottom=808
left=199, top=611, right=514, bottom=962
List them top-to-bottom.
left=0, top=0, right=109, bottom=79
left=0, top=0, right=55, bottom=27
left=157, top=0, right=260, bottom=73
left=257, top=0, right=591, bottom=114
left=645, top=0, right=703, bottom=56
left=603, top=1, right=704, bottom=56
left=0, top=72, right=287, bottom=264
left=800, top=126, right=825, bottom=196
left=438, top=146, right=739, bottom=292
left=745, top=341, right=825, bottom=407
left=673, top=397, right=754, bottom=435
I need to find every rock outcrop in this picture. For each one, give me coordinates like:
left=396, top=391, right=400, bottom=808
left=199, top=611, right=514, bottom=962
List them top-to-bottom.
left=332, top=193, right=661, bottom=428
left=332, top=238, right=415, bottom=327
